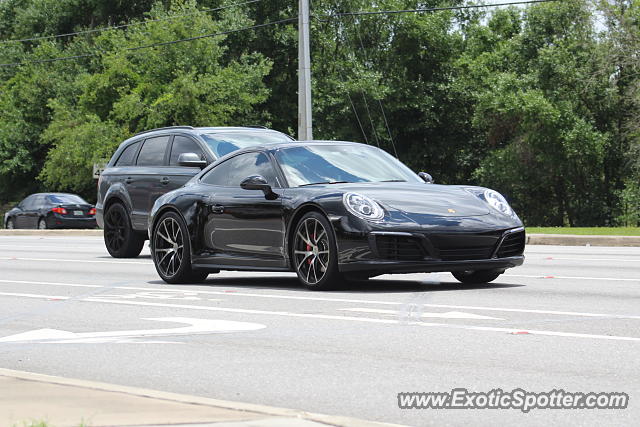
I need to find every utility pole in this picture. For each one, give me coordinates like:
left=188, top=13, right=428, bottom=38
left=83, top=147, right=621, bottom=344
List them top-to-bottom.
left=298, top=0, right=313, bottom=140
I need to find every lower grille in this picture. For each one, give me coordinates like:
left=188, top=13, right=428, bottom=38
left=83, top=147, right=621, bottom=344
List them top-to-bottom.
left=496, top=230, right=525, bottom=258
left=375, top=235, right=426, bottom=261
left=439, top=247, right=493, bottom=261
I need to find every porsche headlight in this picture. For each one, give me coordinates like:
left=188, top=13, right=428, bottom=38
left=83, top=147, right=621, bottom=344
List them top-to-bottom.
left=484, top=189, right=513, bottom=216
left=343, top=192, right=384, bottom=221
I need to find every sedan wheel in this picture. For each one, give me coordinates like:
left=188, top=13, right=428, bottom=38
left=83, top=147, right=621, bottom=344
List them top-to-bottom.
left=104, top=203, right=144, bottom=258
left=152, top=212, right=208, bottom=284
left=293, top=212, right=341, bottom=290
left=38, top=218, right=47, bottom=230
left=6, top=219, right=14, bottom=229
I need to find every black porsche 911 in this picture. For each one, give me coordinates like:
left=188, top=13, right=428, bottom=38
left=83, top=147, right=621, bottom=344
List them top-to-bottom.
left=148, top=141, right=525, bottom=289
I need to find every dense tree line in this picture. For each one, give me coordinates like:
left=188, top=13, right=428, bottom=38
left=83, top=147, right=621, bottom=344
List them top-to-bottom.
left=0, top=0, right=638, bottom=226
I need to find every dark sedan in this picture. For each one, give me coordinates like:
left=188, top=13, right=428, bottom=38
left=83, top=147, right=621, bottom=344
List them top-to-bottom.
left=148, top=141, right=525, bottom=289
left=4, top=193, right=97, bottom=229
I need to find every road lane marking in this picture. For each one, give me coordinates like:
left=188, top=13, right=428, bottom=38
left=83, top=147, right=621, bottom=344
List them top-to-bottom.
left=0, top=257, right=151, bottom=265
left=537, top=257, right=640, bottom=262
left=503, top=273, right=640, bottom=282
left=1, top=280, right=640, bottom=320
left=1, top=291, right=639, bottom=342
left=341, top=308, right=504, bottom=320
left=0, top=317, right=265, bottom=344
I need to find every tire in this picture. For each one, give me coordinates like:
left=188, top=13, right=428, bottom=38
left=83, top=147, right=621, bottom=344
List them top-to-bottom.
left=103, top=203, right=144, bottom=258
left=152, top=211, right=208, bottom=284
left=292, top=211, right=343, bottom=290
left=38, top=218, right=47, bottom=230
left=6, top=219, right=14, bottom=229
left=452, top=269, right=502, bottom=284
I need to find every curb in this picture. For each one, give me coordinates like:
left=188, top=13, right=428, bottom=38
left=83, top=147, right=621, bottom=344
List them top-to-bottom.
left=0, top=229, right=103, bottom=236
left=527, top=233, right=640, bottom=247
left=0, top=368, right=402, bottom=427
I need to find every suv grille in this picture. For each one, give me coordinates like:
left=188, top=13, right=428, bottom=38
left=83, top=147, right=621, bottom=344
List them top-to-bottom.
left=496, top=230, right=525, bottom=258
left=375, top=235, right=426, bottom=261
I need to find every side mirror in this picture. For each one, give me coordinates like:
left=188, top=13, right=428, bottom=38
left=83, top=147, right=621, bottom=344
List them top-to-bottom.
left=178, top=152, right=207, bottom=168
left=419, top=172, right=434, bottom=184
left=240, top=175, right=278, bottom=200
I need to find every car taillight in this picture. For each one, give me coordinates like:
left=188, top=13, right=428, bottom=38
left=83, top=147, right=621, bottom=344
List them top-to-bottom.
left=51, top=207, right=67, bottom=215
left=89, top=208, right=96, bottom=215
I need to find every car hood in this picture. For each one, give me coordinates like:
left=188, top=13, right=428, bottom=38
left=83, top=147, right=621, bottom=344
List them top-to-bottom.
left=331, top=182, right=491, bottom=218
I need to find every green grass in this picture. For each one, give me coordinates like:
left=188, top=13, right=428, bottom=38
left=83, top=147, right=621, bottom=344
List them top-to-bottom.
left=527, top=227, right=640, bottom=236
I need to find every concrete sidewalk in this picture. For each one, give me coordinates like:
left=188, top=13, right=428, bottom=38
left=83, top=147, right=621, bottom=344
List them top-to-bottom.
left=1, top=229, right=639, bottom=246
left=0, top=369, right=400, bottom=427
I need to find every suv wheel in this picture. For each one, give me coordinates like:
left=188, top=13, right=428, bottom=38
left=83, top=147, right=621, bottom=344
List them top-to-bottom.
left=104, top=203, right=144, bottom=258
left=152, top=211, right=208, bottom=284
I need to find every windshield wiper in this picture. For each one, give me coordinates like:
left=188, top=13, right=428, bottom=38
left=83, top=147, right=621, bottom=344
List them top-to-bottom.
left=299, top=181, right=349, bottom=187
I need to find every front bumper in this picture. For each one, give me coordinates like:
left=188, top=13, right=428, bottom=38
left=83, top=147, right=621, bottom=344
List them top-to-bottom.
left=339, top=255, right=524, bottom=274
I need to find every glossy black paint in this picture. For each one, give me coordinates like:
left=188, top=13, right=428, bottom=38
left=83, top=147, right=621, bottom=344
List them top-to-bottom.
left=149, top=142, right=525, bottom=277
left=4, top=193, right=96, bottom=229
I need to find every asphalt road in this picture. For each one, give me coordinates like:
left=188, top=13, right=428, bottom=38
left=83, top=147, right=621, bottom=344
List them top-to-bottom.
left=0, top=235, right=638, bottom=426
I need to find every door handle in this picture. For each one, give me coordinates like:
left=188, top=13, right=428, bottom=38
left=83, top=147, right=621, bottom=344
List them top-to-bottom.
left=125, top=177, right=133, bottom=184
left=160, top=177, right=170, bottom=185
left=211, top=205, right=224, bottom=214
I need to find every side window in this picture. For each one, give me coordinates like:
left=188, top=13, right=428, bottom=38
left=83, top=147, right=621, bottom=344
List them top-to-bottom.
left=136, top=136, right=170, bottom=166
left=169, top=136, right=205, bottom=166
left=115, top=141, right=140, bottom=166
left=201, top=152, right=278, bottom=187
left=32, top=195, right=45, bottom=208
left=21, top=196, right=35, bottom=209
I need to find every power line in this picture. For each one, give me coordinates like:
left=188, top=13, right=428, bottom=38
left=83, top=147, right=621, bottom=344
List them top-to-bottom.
left=0, top=0, right=262, bottom=44
left=322, top=0, right=558, bottom=18
left=0, top=17, right=297, bottom=68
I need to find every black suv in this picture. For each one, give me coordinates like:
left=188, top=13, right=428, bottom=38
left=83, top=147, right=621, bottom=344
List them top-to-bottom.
left=97, top=126, right=293, bottom=257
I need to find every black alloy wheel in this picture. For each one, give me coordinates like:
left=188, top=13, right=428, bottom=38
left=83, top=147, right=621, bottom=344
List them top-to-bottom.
left=103, top=203, right=144, bottom=258
left=152, top=211, right=208, bottom=284
left=293, top=212, right=342, bottom=290
left=452, top=269, right=502, bottom=284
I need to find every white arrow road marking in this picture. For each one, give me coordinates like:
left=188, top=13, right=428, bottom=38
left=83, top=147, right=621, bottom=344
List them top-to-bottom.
left=340, top=308, right=504, bottom=320
left=0, top=317, right=266, bottom=344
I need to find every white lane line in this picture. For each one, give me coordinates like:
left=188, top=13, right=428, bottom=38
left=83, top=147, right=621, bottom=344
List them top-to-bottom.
left=0, top=245, right=103, bottom=249
left=0, top=257, right=151, bottom=265
left=537, top=257, right=640, bottom=262
left=503, top=273, right=640, bottom=282
left=1, top=279, right=640, bottom=320
left=1, top=291, right=639, bottom=343
left=341, top=308, right=504, bottom=320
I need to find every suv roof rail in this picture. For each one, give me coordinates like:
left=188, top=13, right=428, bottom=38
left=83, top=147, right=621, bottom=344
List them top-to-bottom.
left=242, top=125, right=268, bottom=129
left=134, top=126, right=195, bottom=136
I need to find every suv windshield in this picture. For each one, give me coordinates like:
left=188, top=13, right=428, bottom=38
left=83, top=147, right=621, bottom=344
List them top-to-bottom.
left=201, top=132, right=291, bottom=158
left=274, top=144, right=422, bottom=187
left=47, top=194, right=88, bottom=204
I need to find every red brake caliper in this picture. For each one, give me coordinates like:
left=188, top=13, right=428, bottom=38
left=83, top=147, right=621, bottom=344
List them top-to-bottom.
left=307, top=234, right=315, bottom=265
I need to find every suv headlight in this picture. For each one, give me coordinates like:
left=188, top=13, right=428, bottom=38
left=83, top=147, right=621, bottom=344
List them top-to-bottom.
left=484, top=189, right=513, bottom=216
left=343, top=192, right=384, bottom=221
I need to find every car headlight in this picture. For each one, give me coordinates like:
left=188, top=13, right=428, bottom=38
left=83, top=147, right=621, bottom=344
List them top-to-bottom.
left=484, top=189, right=513, bottom=216
left=343, top=192, right=384, bottom=221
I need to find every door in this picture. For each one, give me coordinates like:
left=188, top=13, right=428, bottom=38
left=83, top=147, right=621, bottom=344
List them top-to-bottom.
left=162, top=134, right=208, bottom=192
left=132, top=135, right=171, bottom=230
left=200, top=151, right=286, bottom=267
left=24, top=194, right=45, bottom=228
left=12, top=197, right=30, bottom=228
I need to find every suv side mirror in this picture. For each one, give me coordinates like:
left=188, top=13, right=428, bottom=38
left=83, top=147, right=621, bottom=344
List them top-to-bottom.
left=178, top=152, right=207, bottom=168
left=419, top=172, right=434, bottom=184
left=240, top=175, right=278, bottom=200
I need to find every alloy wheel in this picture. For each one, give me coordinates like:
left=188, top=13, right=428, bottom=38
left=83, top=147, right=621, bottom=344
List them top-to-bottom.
left=104, top=206, right=127, bottom=251
left=154, top=217, right=184, bottom=278
left=294, top=217, right=330, bottom=285
left=6, top=219, right=14, bottom=229
left=38, top=219, right=47, bottom=229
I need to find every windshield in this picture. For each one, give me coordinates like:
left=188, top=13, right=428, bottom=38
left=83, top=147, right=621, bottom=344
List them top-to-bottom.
left=201, top=131, right=292, bottom=158
left=274, top=144, right=422, bottom=187
left=46, top=194, right=88, bottom=204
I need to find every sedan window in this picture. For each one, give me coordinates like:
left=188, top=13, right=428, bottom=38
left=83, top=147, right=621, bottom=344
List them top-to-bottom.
left=202, top=152, right=278, bottom=187
left=47, top=194, right=88, bottom=204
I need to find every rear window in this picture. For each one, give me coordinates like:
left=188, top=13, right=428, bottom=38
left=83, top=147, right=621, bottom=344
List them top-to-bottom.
left=201, top=132, right=291, bottom=158
left=137, top=136, right=170, bottom=166
left=115, top=141, right=140, bottom=166
left=47, top=194, right=88, bottom=204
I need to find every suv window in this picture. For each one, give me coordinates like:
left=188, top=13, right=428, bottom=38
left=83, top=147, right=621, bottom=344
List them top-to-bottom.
left=137, top=136, right=170, bottom=166
left=169, top=136, right=205, bottom=166
left=115, top=141, right=140, bottom=166
left=201, top=152, right=278, bottom=187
